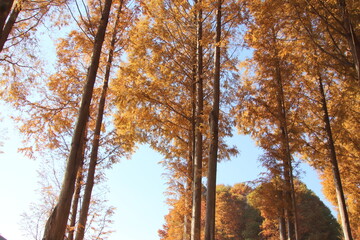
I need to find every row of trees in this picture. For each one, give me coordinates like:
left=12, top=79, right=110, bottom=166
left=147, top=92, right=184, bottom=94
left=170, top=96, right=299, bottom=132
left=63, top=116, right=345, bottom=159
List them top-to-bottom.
left=0, top=0, right=359, bottom=239
left=234, top=1, right=359, bottom=239
left=159, top=182, right=342, bottom=240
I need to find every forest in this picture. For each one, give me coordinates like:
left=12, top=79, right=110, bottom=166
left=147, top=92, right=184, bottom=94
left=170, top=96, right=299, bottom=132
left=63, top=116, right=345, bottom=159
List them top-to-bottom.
left=0, top=0, right=359, bottom=239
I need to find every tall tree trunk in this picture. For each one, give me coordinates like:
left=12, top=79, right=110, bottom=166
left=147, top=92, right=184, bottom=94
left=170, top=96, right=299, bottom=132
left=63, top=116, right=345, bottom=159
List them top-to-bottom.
left=0, top=0, right=21, bottom=52
left=0, top=0, right=14, bottom=35
left=191, top=0, right=203, bottom=239
left=338, top=0, right=360, bottom=81
left=42, top=1, right=113, bottom=239
left=204, top=1, right=221, bottom=240
left=74, top=3, right=122, bottom=239
left=274, top=51, right=299, bottom=240
left=185, top=62, right=197, bottom=240
left=318, top=76, right=353, bottom=240
left=68, top=130, right=87, bottom=240
left=184, top=146, right=192, bottom=240
left=67, top=166, right=83, bottom=240
left=183, top=169, right=192, bottom=240
left=279, top=208, right=287, bottom=240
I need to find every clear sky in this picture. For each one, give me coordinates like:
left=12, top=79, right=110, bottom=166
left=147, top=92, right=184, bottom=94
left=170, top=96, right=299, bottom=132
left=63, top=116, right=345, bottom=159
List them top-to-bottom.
left=0, top=105, right=335, bottom=240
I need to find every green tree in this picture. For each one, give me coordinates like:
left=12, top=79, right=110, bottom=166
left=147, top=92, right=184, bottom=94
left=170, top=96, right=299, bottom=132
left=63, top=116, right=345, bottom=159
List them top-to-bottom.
left=248, top=180, right=342, bottom=240
left=159, top=183, right=262, bottom=240
left=215, top=184, right=262, bottom=240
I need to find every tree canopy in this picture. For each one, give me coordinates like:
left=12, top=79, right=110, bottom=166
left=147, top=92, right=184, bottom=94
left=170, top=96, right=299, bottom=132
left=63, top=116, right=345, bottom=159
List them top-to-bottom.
left=0, top=0, right=358, bottom=239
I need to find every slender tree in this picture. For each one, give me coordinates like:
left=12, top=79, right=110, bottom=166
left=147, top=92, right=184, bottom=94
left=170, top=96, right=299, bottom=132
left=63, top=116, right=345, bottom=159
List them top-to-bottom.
left=42, top=0, right=113, bottom=238
left=204, top=0, right=222, bottom=239
left=74, top=1, right=124, bottom=239
left=191, top=1, right=204, bottom=239
left=235, top=1, right=303, bottom=238
left=285, top=2, right=358, bottom=236
left=273, top=47, right=299, bottom=240
left=316, top=74, right=353, bottom=240
left=67, top=133, right=86, bottom=240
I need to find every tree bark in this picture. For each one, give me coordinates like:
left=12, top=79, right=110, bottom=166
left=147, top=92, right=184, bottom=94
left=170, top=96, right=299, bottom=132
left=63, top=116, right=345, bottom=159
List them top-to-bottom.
left=0, top=0, right=21, bottom=52
left=0, top=0, right=14, bottom=35
left=42, top=0, right=113, bottom=239
left=191, top=1, right=203, bottom=239
left=204, top=1, right=221, bottom=240
left=74, top=2, right=122, bottom=239
left=273, top=46, right=299, bottom=240
left=184, top=64, right=196, bottom=240
left=318, top=75, right=353, bottom=240
left=276, top=77, right=298, bottom=240
left=67, top=128, right=87, bottom=240
left=67, top=167, right=83, bottom=240
left=279, top=210, right=287, bottom=240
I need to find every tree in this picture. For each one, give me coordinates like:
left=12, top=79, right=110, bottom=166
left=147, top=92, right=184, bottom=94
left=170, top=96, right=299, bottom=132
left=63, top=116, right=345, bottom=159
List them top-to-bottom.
left=0, top=0, right=67, bottom=53
left=43, top=0, right=113, bottom=238
left=192, top=0, right=204, bottom=239
left=204, top=0, right=221, bottom=239
left=288, top=0, right=359, bottom=84
left=74, top=1, right=126, bottom=239
left=113, top=1, right=240, bottom=239
left=234, top=1, right=303, bottom=238
left=280, top=3, right=359, bottom=237
left=296, top=63, right=359, bottom=239
left=317, top=72, right=353, bottom=240
left=20, top=146, right=116, bottom=240
left=67, top=160, right=84, bottom=240
left=248, top=180, right=342, bottom=240
left=161, top=181, right=339, bottom=240
left=296, top=182, right=342, bottom=240
left=159, top=183, right=262, bottom=240
left=215, top=184, right=262, bottom=240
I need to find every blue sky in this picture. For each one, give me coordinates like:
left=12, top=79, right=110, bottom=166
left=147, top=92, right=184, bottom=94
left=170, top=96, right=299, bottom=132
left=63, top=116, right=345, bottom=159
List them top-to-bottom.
left=0, top=107, right=335, bottom=240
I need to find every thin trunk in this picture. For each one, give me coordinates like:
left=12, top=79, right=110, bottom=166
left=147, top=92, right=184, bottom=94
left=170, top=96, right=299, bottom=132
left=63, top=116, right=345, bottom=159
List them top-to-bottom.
left=0, top=0, right=21, bottom=52
left=0, top=0, right=14, bottom=35
left=191, top=0, right=203, bottom=239
left=338, top=0, right=360, bottom=81
left=42, top=1, right=113, bottom=239
left=204, top=1, right=221, bottom=240
left=74, top=3, right=122, bottom=239
left=274, top=51, right=298, bottom=240
left=185, top=61, right=197, bottom=240
left=318, top=76, right=353, bottom=240
left=274, top=78, right=295, bottom=240
left=68, top=124, right=87, bottom=240
left=184, top=144, right=192, bottom=240
left=67, top=167, right=83, bottom=240
left=288, top=170, right=299, bottom=240
left=183, top=174, right=192, bottom=240
left=183, top=193, right=190, bottom=240
left=284, top=207, right=294, bottom=240
left=279, top=209, right=287, bottom=240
